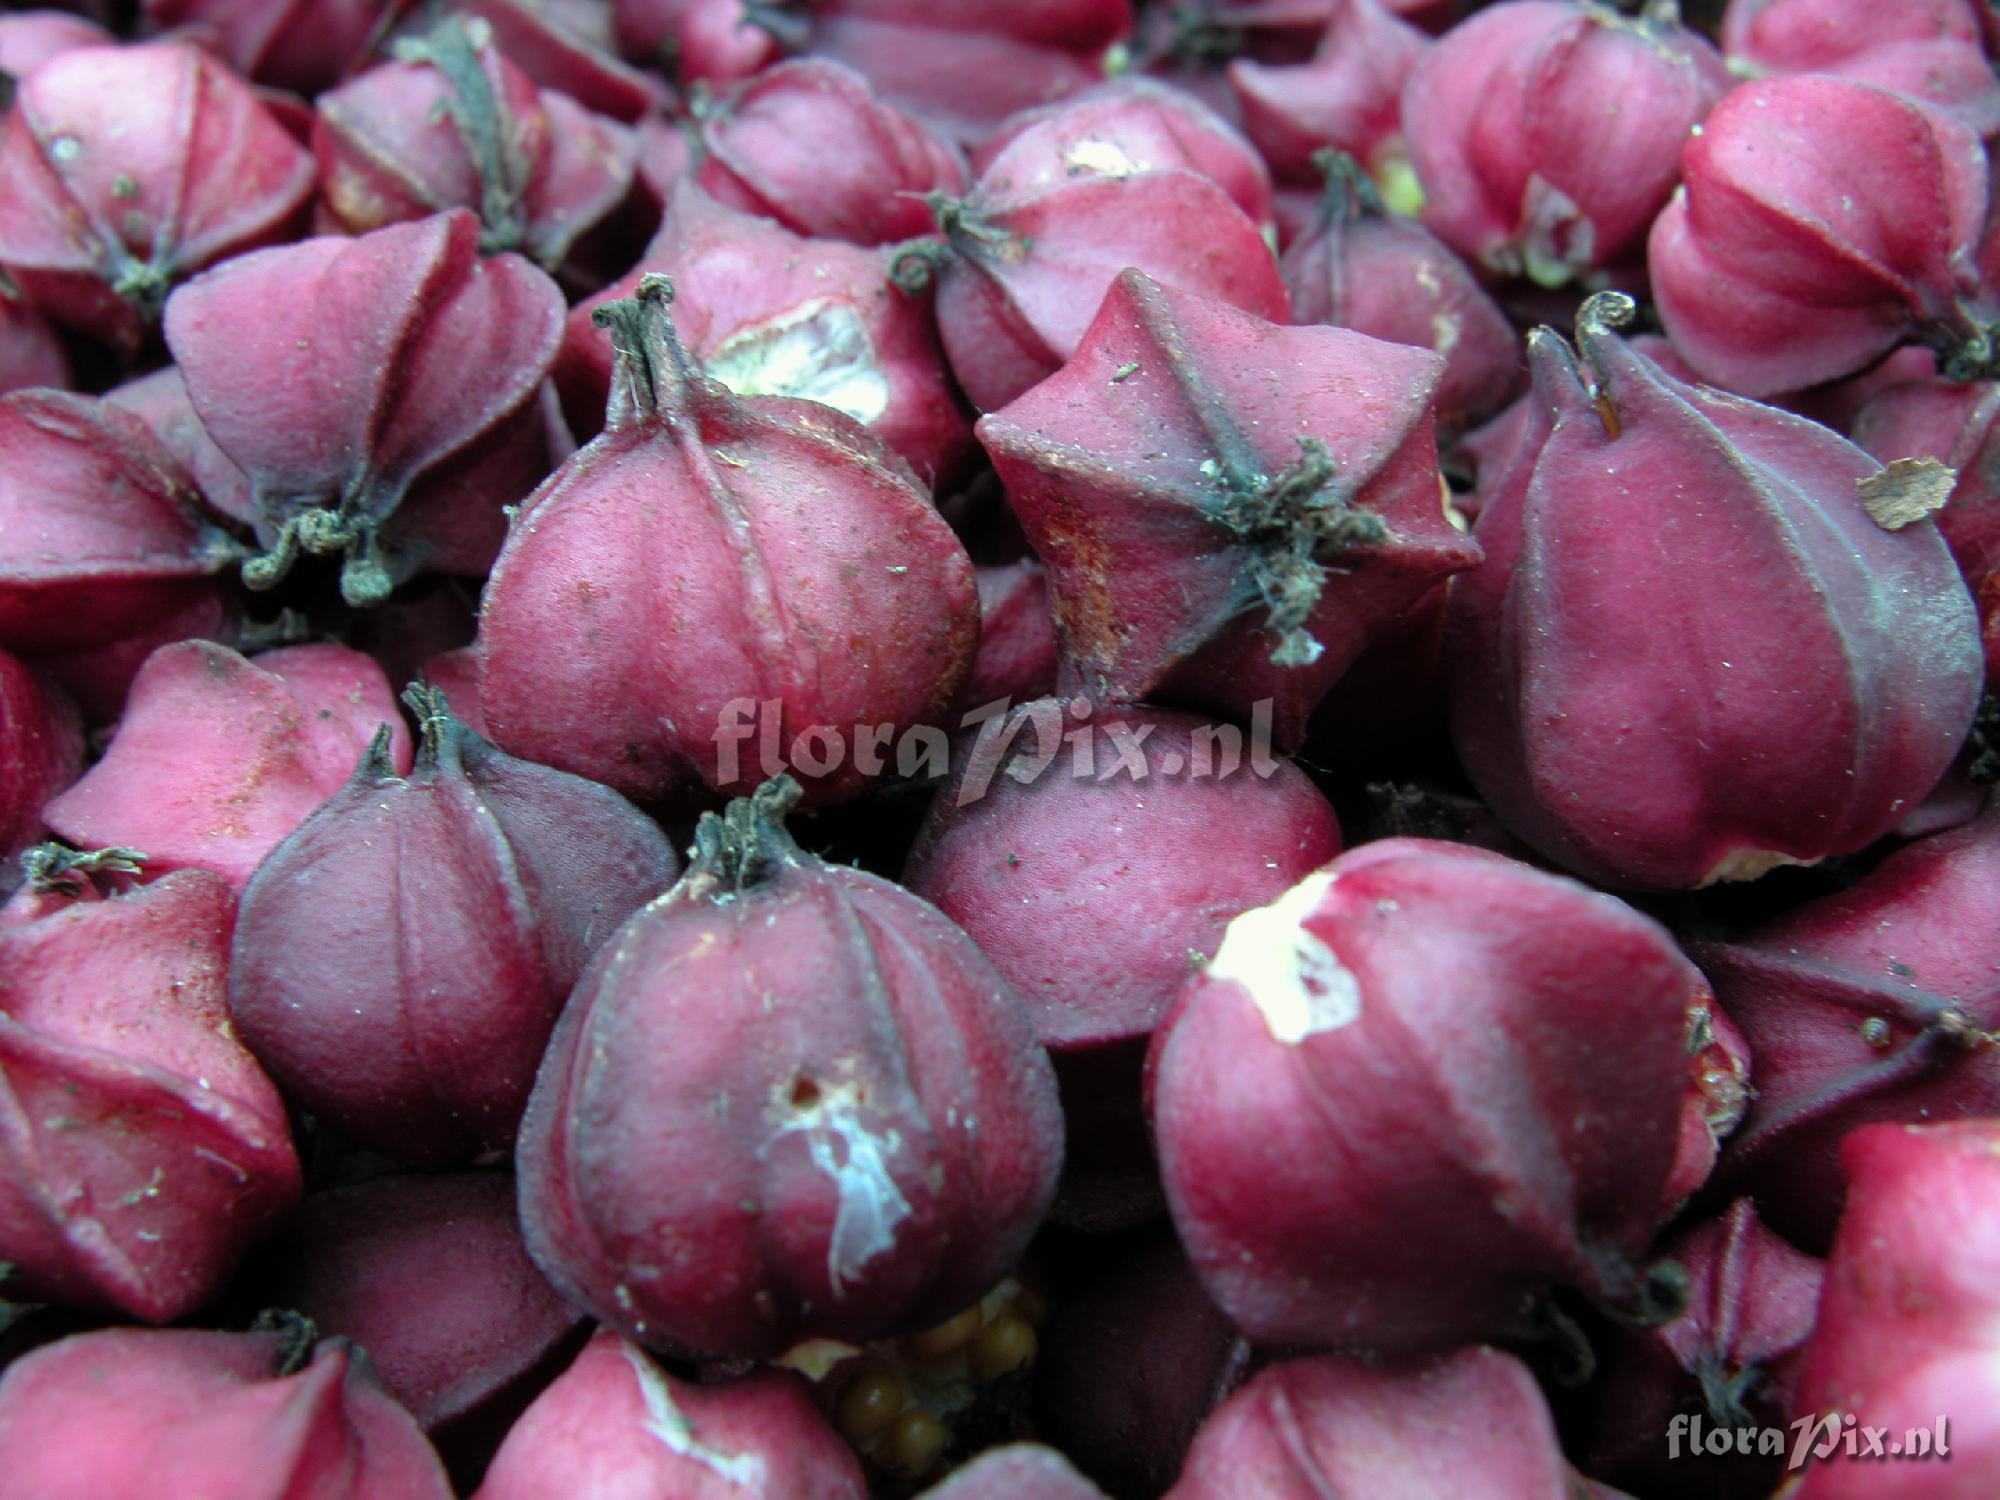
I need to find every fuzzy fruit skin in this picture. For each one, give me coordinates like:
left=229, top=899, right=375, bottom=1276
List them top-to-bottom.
left=143, top=0, right=390, bottom=96
left=1400, top=0, right=1728, bottom=286
left=1721, top=0, right=2000, bottom=137
left=314, top=22, right=639, bottom=274
left=0, top=42, right=314, bottom=351
left=696, top=59, right=970, bottom=247
left=971, top=76, right=1275, bottom=232
left=1650, top=76, right=1993, bottom=398
left=1282, top=160, right=1523, bottom=432
left=918, top=168, right=1288, bottom=416
left=556, top=181, right=974, bottom=489
left=163, top=211, right=564, bottom=609
left=978, top=269, right=1478, bottom=747
left=481, top=279, right=977, bottom=810
left=1444, top=295, right=1983, bottom=891
left=1853, top=378, right=2000, bottom=686
left=0, top=391, right=235, bottom=657
left=43, top=641, right=413, bottom=894
left=0, top=650, right=81, bottom=879
left=228, top=697, right=678, bottom=1166
left=516, top=780, right=1063, bottom=1362
left=1690, top=804, right=2000, bottom=1251
left=1149, top=838, right=1698, bottom=1352
left=0, top=870, right=300, bottom=1323
left=1781, top=1121, right=2000, bottom=1498
left=251, top=1170, right=588, bottom=1476
left=1586, top=1199, right=1823, bottom=1500
left=0, top=1326, right=453, bottom=1499
left=476, top=1331, right=866, bottom=1500
left=1166, top=1347, right=1592, bottom=1499
left=919, top=1446, right=1110, bottom=1499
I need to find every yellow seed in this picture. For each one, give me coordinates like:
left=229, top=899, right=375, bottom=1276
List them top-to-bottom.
left=905, top=1306, right=982, bottom=1361
left=969, top=1314, right=1037, bottom=1381
left=834, top=1368, right=903, bottom=1447
left=883, top=1407, right=949, bottom=1476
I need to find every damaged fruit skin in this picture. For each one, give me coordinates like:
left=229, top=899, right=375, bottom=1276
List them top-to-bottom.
left=1399, top=0, right=1729, bottom=286
left=0, top=41, right=315, bottom=351
left=1650, top=76, right=1996, bottom=397
left=162, top=210, right=565, bottom=609
left=977, top=269, right=1479, bottom=748
left=481, top=276, right=977, bottom=809
left=1444, top=293, right=1984, bottom=892
left=42, top=641, right=413, bottom=894
left=228, top=690, right=679, bottom=1167
left=515, top=778, right=1064, bottom=1362
left=1690, top=804, right=2000, bottom=1251
left=1148, top=838, right=1699, bottom=1353
left=0, top=868, right=301, bottom=1324
left=1781, top=1121, right=2000, bottom=1498
left=0, top=1324, right=453, bottom=1499
left=475, top=1331, right=867, bottom=1500
left=1166, top=1346, right=1596, bottom=1500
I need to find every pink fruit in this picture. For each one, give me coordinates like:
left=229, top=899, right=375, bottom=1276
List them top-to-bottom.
left=142, top=0, right=391, bottom=96
left=440, top=0, right=666, bottom=122
left=616, top=0, right=781, bottom=86
left=1227, top=0, right=1429, bottom=189
left=1401, top=0, right=1729, bottom=285
left=1721, top=0, right=2000, bottom=137
left=0, top=11, right=112, bottom=82
left=315, top=17, right=639, bottom=275
left=0, top=41, right=314, bottom=350
left=696, top=58, right=970, bottom=246
left=971, top=76, right=1274, bottom=232
left=1650, top=76, right=1996, bottom=396
left=1282, top=151, right=1523, bottom=431
left=894, top=165, right=1289, bottom=414
left=557, top=181, right=974, bottom=488
left=163, top=211, right=565, bottom=607
left=976, top=268, right=1478, bottom=746
left=480, top=275, right=977, bottom=809
left=1444, top=292, right=1983, bottom=890
left=0, top=295, right=65, bottom=397
left=104, top=367, right=253, bottom=526
left=1852, top=377, right=2000, bottom=686
left=0, top=390, right=238, bottom=657
left=950, top=560, right=1059, bottom=715
left=15, top=590, right=235, bottom=730
left=43, top=641, right=412, bottom=894
left=0, top=651, right=80, bottom=882
left=228, top=686, right=678, bottom=1165
left=516, top=776, right=1063, bottom=1360
left=1690, top=803, right=2000, bottom=1249
left=1149, top=838, right=1700, bottom=1351
left=0, top=866, right=300, bottom=1322
left=1783, top=1121, right=2000, bottom=1497
left=252, top=1170, right=589, bottom=1475
left=1586, top=1199, right=1823, bottom=1500
left=0, top=1323, right=452, bottom=1498
left=476, top=1330, right=867, bottom=1499
left=1167, top=1346, right=1600, bottom=1499
left=919, top=1445, right=1109, bottom=1499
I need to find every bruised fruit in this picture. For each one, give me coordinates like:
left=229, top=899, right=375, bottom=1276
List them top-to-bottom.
left=1400, top=0, right=1729, bottom=286
left=314, top=17, right=639, bottom=275
left=0, top=42, right=314, bottom=350
left=1650, top=75, right=1997, bottom=395
left=163, top=210, right=565, bottom=607
left=977, top=269, right=1478, bottom=746
left=481, top=275, right=977, bottom=809
left=1444, top=293, right=1984, bottom=891
left=43, top=641, right=412, bottom=894
left=228, top=687, right=677, bottom=1166
left=516, top=777, right=1063, bottom=1361
left=1691, top=803, right=2000, bottom=1249
left=1149, top=838, right=1699, bottom=1352
left=0, top=866, right=300, bottom=1322
left=0, top=1322, right=452, bottom=1498
left=476, top=1331, right=867, bottom=1500
left=1167, top=1346, right=1597, bottom=1499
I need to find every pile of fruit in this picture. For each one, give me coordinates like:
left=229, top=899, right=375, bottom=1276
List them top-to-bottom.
left=2, top=0, right=1998, bottom=1495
